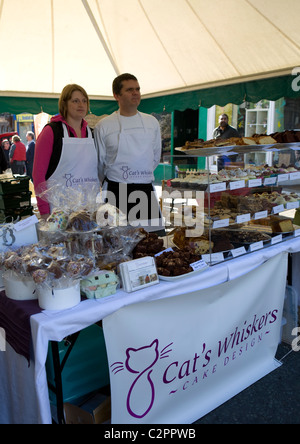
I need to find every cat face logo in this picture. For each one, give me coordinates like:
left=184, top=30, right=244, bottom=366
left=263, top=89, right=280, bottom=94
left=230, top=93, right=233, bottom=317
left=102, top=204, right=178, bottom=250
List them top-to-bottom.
left=121, top=166, right=130, bottom=180
left=64, top=173, right=74, bottom=187
left=1, top=227, right=16, bottom=247
left=111, top=339, right=173, bottom=419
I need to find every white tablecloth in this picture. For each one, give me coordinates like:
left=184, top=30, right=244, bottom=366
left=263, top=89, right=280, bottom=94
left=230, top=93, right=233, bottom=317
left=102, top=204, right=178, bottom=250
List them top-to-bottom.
left=1, top=236, right=300, bottom=424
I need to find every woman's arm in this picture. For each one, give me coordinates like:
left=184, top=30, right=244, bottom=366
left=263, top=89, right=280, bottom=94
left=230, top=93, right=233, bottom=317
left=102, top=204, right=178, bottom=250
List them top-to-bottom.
left=33, top=126, right=54, bottom=216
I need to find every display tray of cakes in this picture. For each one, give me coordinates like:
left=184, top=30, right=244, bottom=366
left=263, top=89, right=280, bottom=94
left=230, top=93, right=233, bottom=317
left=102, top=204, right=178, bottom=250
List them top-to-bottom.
left=175, top=130, right=300, bottom=155
left=164, top=164, right=300, bottom=192
left=165, top=188, right=300, bottom=229
left=169, top=216, right=300, bottom=265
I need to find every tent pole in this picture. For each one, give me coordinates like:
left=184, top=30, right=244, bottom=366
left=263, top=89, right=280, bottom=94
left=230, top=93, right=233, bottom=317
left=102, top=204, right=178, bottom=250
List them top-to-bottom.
left=81, top=0, right=120, bottom=76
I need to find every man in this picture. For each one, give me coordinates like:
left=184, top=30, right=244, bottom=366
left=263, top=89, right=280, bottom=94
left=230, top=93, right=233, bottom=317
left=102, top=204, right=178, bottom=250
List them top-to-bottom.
left=94, top=73, right=164, bottom=235
left=213, top=113, right=240, bottom=170
left=213, top=113, right=240, bottom=139
left=25, top=131, right=35, bottom=182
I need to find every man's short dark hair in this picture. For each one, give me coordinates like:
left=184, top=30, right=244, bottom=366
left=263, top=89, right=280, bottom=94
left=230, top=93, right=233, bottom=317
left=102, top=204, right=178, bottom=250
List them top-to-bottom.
left=112, top=73, right=138, bottom=95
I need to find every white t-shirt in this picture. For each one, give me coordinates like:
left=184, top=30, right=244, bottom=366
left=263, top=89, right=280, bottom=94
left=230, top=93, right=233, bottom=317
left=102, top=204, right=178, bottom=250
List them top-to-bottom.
left=94, top=111, right=162, bottom=183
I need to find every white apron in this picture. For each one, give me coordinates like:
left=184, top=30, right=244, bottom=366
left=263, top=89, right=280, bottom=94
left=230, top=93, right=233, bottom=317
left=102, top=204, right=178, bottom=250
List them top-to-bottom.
left=107, top=111, right=154, bottom=183
left=104, top=112, right=164, bottom=233
left=47, top=124, right=99, bottom=211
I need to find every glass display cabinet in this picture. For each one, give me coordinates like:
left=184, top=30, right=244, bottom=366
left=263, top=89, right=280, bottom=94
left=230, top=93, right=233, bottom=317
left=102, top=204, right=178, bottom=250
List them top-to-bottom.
left=160, top=138, right=300, bottom=266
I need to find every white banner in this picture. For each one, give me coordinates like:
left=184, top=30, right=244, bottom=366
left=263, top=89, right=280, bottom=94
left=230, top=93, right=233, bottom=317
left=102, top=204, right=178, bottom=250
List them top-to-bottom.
left=103, top=253, right=288, bottom=424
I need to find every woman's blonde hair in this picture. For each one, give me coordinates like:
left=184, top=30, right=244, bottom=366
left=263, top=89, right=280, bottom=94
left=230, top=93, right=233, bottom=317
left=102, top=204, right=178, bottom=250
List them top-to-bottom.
left=58, top=84, right=90, bottom=119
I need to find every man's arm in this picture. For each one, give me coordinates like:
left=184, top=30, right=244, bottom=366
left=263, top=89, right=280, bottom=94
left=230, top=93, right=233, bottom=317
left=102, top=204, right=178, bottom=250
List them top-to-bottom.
left=153, top=119, right=162, bottom=170
left=93, top=123, right=107, bottom=184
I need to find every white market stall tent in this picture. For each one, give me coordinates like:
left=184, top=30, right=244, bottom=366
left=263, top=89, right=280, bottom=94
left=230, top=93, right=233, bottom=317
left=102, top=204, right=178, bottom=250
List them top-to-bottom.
left=0, top=0, right=300, bottom=114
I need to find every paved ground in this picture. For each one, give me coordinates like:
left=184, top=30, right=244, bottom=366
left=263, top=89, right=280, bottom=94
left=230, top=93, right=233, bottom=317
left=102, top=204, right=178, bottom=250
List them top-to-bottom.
left=194, top=343, right=300, bottom=424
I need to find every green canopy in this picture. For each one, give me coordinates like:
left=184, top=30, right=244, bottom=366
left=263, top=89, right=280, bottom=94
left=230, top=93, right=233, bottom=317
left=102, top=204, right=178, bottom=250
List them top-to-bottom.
left=1, top=74, right=299, bottom=117
left=139, top=74, right=300, bottom=114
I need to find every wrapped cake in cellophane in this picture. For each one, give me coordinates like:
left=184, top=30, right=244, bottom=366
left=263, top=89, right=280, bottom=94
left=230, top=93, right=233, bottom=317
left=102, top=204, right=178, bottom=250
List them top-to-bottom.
left=36, top=182, right=147, bottom=270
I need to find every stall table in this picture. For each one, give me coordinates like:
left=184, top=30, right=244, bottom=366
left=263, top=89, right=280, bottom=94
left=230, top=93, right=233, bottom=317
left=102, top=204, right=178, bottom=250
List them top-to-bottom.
left=0, top=237, right=300, bottom=424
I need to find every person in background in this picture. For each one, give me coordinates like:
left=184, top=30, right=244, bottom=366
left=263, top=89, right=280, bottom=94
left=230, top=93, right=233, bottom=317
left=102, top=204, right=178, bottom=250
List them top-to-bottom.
left=94, top=73, right=164, bottom=235
left=33, top=83, right=100, bottom=220
left=213, top=113, right=241, bottom=170
left=213, top=113, right=240, bottom=139
left=25, top=131, right=35, bottom=182
left=9, top=135, right=26, bottom=175
left=2, top=139, right=10, bottom=164
left=0, top=142, right=8, bottom=173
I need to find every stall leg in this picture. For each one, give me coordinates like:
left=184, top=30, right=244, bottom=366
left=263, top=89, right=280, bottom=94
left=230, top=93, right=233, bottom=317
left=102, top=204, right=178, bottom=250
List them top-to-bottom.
left=51, top=341, right=65, bottom=424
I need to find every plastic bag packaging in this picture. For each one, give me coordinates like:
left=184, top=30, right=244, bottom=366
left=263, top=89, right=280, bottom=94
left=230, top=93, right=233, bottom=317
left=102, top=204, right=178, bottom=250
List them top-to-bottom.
left=36, top=181, right=101, bottom=214
left=36, top=182, right=102, bottom=233
left=96, top=202, right=127, bottom=228
left=117, top=226, right=146, bottom=256
left=1, top=242, right=95, bottom=291
left=1, top=245, right=44, bottom=289
left=96, top=250, right=132, bottom=273
left=30, top=252, right=95, bottom=290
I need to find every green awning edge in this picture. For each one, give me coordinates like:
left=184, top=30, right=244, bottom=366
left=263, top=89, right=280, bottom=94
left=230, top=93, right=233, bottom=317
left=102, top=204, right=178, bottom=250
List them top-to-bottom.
left=1, top=74, right=299, bottom=116
left=139, top=74, right=300, bottom=114
left=0, top=97, right=118, bottom=116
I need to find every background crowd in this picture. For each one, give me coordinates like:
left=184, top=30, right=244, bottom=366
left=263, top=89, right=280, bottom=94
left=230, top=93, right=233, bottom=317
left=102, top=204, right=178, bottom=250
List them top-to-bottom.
left=0, top=131, right=35, bottom=179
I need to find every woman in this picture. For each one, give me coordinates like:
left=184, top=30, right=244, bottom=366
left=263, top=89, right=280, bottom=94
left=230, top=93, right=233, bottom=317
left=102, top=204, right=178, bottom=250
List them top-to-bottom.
left=33, top=84, right=100, bottom=219
left=9, top=135, right=26, bottom=175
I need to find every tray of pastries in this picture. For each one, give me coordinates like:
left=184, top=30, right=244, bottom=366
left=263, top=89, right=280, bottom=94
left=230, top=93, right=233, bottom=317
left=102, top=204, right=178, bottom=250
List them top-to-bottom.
left=176, top=130, right=300, bottom=156
left=249, top=216, right=300, bottom=236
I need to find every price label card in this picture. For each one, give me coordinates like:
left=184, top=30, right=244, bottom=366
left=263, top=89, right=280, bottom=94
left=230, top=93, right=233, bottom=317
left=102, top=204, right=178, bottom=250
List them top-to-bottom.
left=289, top=172, right=300, bottom=181
left=277, top=173, right=290, bottom=183
left=264, top=177, right=277, bottom=186
left=248, top=179, right=262, bottom=188
left=229, top=180, right=245, bottom=190
left=209, top=182, right=227, bottom=193
left=286, top=201, right=300, bottom=210
left=272, top=204, right=285, bottom=214
left=254, top=210, right=268, bottom=220
left=236, top=213, right=251, bottom=224
left=14, top=215, right=38, bottom=232
left=212, top=218, right=229, bottom=229
left=294, top=229, right=300, bottom=237
left=271, top=235, right=283, bottom=245
left=249, top=241, right=264, bottom=252
left=231, top=246, right=247, bottom=257
left=210, top=252, right=225, bottom=263
left=202, top=253, right=224, bottom=263
left=190, top=259, right=208, bottom=271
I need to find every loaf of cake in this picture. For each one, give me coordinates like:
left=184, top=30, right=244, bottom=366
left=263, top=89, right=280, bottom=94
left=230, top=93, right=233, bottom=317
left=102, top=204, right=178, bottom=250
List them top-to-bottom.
left=255, top=135, right=276, bottom=145
left=242, top=137, right=256, bottom=145
left=270, top=217, right=294, bottom=233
